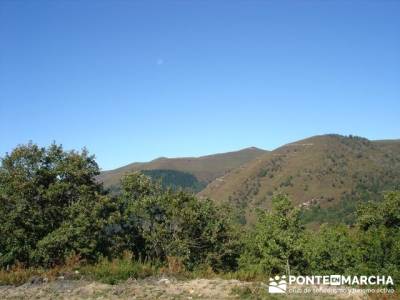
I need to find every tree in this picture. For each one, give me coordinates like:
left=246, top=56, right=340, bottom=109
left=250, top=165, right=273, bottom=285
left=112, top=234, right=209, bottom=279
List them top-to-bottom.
left=0, top=142, right=107, bottom=267
left=117, top=172, right=240, bottom=271
left=353, top=191, right=400, bottom=284
left=356, top=191, right=400, bottom=230
left=239, top=194, right=306, bottom=276
left=302, top=224, right=359, bottom=274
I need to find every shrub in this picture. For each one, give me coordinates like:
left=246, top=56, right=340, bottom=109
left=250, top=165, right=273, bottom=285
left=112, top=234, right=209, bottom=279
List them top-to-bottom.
left=0, top=143, right=109, bottom=267
left=117, top=173, right=241, bottom=271
left=353, top=191, right=400, bottom=285
left=239, top=194, right=306, bottom=276
left=302, top=224, right=360, bottom=274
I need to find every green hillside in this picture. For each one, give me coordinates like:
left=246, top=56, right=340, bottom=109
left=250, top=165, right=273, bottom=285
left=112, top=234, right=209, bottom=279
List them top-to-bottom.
left=199, top=135, right=400, bottom=224
left=98, top=147, right=267, bottom=191
left=141, top=169, right=206, bottom=192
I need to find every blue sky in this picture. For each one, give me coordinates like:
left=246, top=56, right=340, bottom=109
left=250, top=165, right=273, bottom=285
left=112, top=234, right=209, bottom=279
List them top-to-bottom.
left=1, top=1, right=399, bottom=170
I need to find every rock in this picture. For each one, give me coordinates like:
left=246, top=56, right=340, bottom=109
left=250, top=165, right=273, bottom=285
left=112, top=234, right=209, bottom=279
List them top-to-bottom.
left=29, top=276, right=44, bottom=285
left=125, top=277, right=137, bottom=284
left=158, top=278, right=171, bottom=285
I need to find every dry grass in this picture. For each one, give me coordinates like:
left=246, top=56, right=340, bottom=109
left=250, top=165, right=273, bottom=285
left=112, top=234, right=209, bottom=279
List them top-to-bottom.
left=79, top=252, right=158, bottom=284
left=0, top=254, right=82, bottom=286
left=159, top=256, right=185, bottom=275
left=0, top=263, right=42, bottom=285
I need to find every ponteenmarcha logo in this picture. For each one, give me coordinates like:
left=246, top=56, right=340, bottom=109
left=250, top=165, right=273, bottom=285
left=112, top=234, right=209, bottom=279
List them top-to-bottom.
left=267, top=275, right=394, bottom=294
left=268, top=275, right=287, bottom=294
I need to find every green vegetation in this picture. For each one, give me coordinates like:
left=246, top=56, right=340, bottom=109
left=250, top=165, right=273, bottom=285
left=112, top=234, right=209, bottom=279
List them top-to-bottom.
left=202, top=134, right=400, bottom=225
left=1, top=141, right=400, bottom=291
left=0, top=142, right=107, bottom=267
left=0, top=143, right=239, bottom=275
left=98, top=147, right=267, bottom=189
left=106, top=169, right=207, bottom=195
left=141, top=169, right=206, bottom=192
left=117, top=172, right=240, bottom=271
left=301, top=172, right=400, bottom=225
left=240, top=192, right=400, bottom=286
left=239, top=195, right=306, bottom=276
left=300, top=195, right=362, bottom=225
left=79, top=253, right=158, bottom=284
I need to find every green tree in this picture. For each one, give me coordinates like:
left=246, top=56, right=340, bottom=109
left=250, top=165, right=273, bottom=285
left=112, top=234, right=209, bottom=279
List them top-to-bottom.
left=0, top=143, right=108, bottom=266
left=118, top=172, right=240, bottom=271
left=353, top=191, right=400, bottom=284
left=356, top=191, right=400, bottom=230
left=239, top=194, right=306, bottom=276
left=303, top=224, right=360, bottom=274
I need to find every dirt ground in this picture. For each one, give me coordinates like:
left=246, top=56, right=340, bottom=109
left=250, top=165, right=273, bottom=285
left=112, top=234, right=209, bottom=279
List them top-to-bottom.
left=0, top=277, right=392, bottom=300
left=0, top=277, right=251, bottom=300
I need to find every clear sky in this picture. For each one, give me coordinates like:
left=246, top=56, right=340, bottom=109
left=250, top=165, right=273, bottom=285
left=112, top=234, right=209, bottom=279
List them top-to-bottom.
left=1, top=1, right=399, bottom=170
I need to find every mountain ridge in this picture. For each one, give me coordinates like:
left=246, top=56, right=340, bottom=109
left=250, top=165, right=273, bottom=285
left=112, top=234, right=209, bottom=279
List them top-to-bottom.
left=199, top=134, right=400, bottom=224
left=98, top=147, right=268, bottom=189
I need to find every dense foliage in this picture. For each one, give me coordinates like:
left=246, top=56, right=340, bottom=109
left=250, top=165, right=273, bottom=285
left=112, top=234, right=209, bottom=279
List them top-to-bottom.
left=0, top=143, right=238, bottom=271
left=0, top=143, right=105, bottom=266
left=141, top=169, right=206, bottom=193
left=105, top=172, right=240, bottom=271
left=301, top=176, right=400, bottom=225
left=240, top=192, right=400, bottom=286
left=239, top=195, right=306, bottom=275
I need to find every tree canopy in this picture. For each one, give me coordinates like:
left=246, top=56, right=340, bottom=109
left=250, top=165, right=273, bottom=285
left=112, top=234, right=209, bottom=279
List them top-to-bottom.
left=0, top=143, right=239, bottom=271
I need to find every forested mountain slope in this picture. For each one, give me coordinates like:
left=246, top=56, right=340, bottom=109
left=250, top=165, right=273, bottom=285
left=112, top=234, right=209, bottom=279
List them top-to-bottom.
left=199, top=135, right=400, bottom=224
left=98, top=147, right=267, bottom=191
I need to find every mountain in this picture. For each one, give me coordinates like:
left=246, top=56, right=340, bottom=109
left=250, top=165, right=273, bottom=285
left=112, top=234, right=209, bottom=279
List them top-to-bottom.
left=199, top=135, right=400, bottom=224
left=98, top=147, right=268, bottom=191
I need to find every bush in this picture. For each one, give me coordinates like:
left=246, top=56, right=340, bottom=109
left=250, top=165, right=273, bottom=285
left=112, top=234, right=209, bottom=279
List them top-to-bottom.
left=0, top=143, right=110, bottom=267
left=0, top=143, right=241, bottom=274
left=115, top=172, right=241, bottom=271
left=240, top=191, right=400, bottom=289
left=353, top=191, right=400, bottom=286
left=239, top=194, right=306, bottom=276
left=302, top=224, right=360, bottom=274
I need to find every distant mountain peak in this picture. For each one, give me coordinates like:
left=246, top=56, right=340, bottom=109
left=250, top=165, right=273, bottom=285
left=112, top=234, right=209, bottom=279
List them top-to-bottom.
left=242, top=146, right=264, bottom=151
left=151, top=156, right=168, bottom=162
